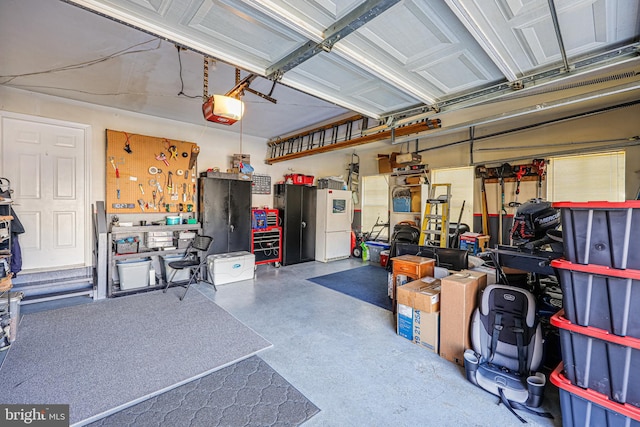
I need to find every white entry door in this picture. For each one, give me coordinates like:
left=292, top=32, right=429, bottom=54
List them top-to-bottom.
left=1, top=114, right=88, bottom=270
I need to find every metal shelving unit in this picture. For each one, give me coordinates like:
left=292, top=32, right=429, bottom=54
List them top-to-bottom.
left=389, top=169, right=430, bottom=234
left=0, top=201, right=19, bottom=349
left=107, top=223, right=202, bottom=297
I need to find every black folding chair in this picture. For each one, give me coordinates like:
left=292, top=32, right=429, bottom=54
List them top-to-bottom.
left=163, top=235, right=215, bottom=300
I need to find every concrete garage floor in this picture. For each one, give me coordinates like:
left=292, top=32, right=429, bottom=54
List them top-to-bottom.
left=196, top=258, right=562, bottom=427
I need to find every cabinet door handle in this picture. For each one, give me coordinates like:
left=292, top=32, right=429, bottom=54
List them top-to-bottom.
left=301, top=221, right=306, bottom=228
left=230, top=224, right=235, bottom=232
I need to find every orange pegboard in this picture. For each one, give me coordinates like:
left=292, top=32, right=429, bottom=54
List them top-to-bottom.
left=106, top=130, right=199, bottom=214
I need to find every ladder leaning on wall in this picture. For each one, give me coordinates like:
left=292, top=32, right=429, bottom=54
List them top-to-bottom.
left=419, top=183, right=451, bottom=248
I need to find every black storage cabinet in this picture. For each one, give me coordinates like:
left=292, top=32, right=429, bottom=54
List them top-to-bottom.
left=199, top=177, right=252, bottom=256
left=274, top=184, right=316, bottom=265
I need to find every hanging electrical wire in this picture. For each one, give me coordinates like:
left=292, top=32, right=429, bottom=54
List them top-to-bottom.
left=0, top=38, right=161, bottom=85
left=175, top=45, right=200, bottom=99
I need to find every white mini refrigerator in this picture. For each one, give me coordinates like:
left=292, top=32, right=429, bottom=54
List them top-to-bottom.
left=315, top=189, right=353, bottom=262
left=207, top=251, right=255, bottom=285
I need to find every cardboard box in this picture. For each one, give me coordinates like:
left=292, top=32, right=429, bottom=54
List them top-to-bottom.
left=378, top=152, right=403, bottom=174
left=232, top=153, right=250, bottom=168
left=378, top=154, right=392, bottom=174
left=406, top=176, right=425, bottom=185
left=410, top=187, right=421, bottom=213
left=459, top=232, right=490, bottom=255
left=467, top=265, right=497, bottom=285
left=439, top=271, right=487, bottom=366
left=396, top=277, right=441, bottom=313
left=397, top=304, right=440, bottom=353
left=414, top=310, right=440, bottom=353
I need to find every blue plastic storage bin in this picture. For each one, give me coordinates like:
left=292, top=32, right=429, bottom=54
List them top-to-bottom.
left=393, top=198, right=411, bottom=212
left=365, top=241, right=390, bottom=263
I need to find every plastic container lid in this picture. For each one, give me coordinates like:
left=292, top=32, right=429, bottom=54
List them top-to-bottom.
left=553, top=201, right=640, bottom=209
left=365, top=241, right=391, bottom=248
left=116, top=257, right=151, bottom=265
left=551, top=258, right=640, bottom=280
left=550, top=310, right=640, bottom=350
left=550, top=362, right=640, bottom=422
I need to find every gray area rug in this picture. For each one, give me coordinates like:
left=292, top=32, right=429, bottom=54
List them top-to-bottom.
left=0, top=288, right=272, bottom=425
left=86, top=355, right=320, bottom=427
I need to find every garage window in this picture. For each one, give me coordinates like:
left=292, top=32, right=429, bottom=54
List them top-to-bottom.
left=547, top=151, right=625, bottom=203
left=431, top=166, right=475, bottom=229
left=361, top=175, right=389, bottom=240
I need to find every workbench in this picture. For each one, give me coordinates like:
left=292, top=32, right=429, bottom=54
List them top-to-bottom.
left=107, top=223, right=201, bottom=297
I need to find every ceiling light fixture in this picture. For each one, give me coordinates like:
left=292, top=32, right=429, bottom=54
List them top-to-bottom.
left=202, top=57, right=244, bottom=125
left=201, top=58, right=278, bottom=125
left=202, top=94, right=244, bottom=125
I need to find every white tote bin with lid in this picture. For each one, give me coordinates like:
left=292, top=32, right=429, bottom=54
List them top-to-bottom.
left=207, top=251, right=255, bottom=285
left=161, top=255, right=191, bottom=283
left=116, top=258, right=152, bottom=290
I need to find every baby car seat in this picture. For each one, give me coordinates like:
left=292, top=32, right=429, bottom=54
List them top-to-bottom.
left=464, top=284, right=552, bottom=423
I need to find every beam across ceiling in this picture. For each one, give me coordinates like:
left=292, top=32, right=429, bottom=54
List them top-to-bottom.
left=265, top=0, right=400, bottom=80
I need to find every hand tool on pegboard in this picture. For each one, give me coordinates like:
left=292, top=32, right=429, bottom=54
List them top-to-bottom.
left=123, top=132, right=133, bottom=154
left=168, top=145, right=178, bottom=161
left=189, top=146, right=200, bottom=170
left=156, top=152, right=169, bottom=166
left=109, top=156, right=123, bottom=199
left=532, top=159, right=546, bottom=198
left=496, top=163, right=513, bottom=245
left=475, top=165, right=490, bottom=237
left=508, top=165, right=528, bottom=208
left=167, top=171, right=173, bottom=193
left=152, top=190, right=157, bottom=210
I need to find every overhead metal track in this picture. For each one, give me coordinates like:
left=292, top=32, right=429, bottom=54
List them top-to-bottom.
left=266, top=0, right=400, bottom=80
left=547, top=0, right=570, bottom=73
left=379, top=44, right=640, bottom=127
left=266, top=116, right=441, bottom=164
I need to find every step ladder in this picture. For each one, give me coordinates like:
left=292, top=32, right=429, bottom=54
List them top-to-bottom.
left=347, top=153, right=360, bottom=197
left=419, top=183, right=451, bottom=247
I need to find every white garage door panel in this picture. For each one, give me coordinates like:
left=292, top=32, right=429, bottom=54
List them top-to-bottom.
left=337, top=0, right=505, bottom=101
left=445, top=0, right=638, bottom=79
left=188, top=1, right=305, bottom=64
left=287, top=52, right=421, bottom=115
